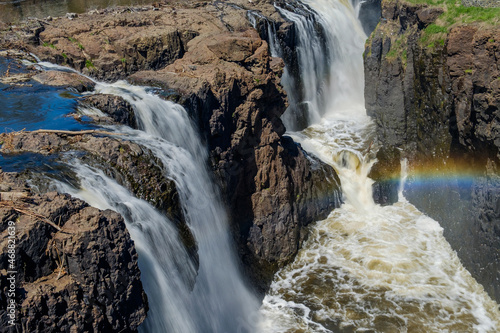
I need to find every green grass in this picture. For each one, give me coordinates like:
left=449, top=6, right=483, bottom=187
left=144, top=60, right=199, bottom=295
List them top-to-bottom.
left=403, top=0, right=500, bottom=27
left=425, top=24, right=448, bottom=34
left=42, top=42, right=56, bottom=49
left=85, top=59, right=95, bottom=69
left=464, top=69, right=473, bottom=73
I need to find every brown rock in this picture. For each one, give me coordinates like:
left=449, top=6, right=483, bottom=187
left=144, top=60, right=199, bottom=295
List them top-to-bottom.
left=416, top=7, right=443, bottom=26
left=131, top=26, right=341, bottom=292
left=32, top=70, right=95, bottom=92
left=78, top=94, right=137, bottom=128
left=0, top=172, right=147, bottom=332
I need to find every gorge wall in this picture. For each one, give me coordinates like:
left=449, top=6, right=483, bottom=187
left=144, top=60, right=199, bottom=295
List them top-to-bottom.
left=364, top=0, right=500, bottom=302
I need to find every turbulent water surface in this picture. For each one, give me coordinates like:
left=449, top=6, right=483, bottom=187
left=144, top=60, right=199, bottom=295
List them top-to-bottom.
left=258, top=0, right=500, bottom=332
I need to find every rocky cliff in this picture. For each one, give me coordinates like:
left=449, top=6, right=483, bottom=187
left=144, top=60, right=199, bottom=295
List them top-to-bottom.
left=0, top=0, right=341, bottom=294
left=364, top=0, right=500, bottom=301
left=0, top=171, right=148, bottom=332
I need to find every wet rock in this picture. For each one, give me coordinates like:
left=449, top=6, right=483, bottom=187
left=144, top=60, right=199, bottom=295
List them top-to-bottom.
left=0, top=0, right=341, bottom=292
left=32, top=70, right=95, bottom=92
left=78, top=94, right=137, bottom=128
left=0, top=131, right=184, bottom=227
left=369, top=146, right=401, bottom=205
left=0, top=171, right=148, bottom=332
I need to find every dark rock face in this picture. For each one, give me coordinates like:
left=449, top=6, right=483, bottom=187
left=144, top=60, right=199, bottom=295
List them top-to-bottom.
left=364, top=0, right=500, bottom=302
left=130, top=25, right=341, bottom=291
left=78, top=94, right=138, bottom=128
left=368, top=145, right=401, bottom=205
left=0, top=171, right=147, bottom=332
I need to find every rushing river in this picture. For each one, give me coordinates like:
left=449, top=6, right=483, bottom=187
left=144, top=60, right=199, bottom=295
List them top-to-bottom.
left=258, top=0, right=500, bottom=332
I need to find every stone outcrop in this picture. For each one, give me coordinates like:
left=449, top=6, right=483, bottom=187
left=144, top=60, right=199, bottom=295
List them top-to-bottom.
left=0, top=0, right=342, bottom=293
left=364, top=0, right=500, bottom=301
left=129, top=15, right=341, bottom=291
left=32, top=70, right=95, bottom=92
left=78, top=94, right=138, bottom=128
left=0, top=131, right=191, bottom=250
left=0, top=170, right=148, bottom=332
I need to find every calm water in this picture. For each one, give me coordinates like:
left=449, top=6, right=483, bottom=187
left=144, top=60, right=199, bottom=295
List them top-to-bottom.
left=0, top=0, right=157, bottom=23
left=0, top=56, right=96, bottom=132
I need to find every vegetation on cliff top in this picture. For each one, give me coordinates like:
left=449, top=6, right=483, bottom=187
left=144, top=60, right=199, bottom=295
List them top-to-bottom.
left=405, top=0, right=500, bottom=48
left=406, top=0, right=500, bottom=27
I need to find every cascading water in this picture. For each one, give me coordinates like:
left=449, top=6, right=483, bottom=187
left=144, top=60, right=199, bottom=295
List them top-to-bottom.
left=258, top=0, right=500, bottom=331
left=258, top=0, right=366, bottom=131
left=33, top=62, right=259, bottom=332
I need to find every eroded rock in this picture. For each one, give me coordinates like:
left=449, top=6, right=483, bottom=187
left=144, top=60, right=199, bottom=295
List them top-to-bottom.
left=0, top=171, right=147, bottom=332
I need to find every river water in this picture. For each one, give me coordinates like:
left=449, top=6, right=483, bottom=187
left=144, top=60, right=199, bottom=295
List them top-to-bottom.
left=0, top=0, right=156, bottom=23
left=258, top=0, right=500, bottom=332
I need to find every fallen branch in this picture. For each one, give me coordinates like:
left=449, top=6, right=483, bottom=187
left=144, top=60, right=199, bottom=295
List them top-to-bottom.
left=31, top=129, right=125, bottom=136
left=0, top=201, right=62, bottom=231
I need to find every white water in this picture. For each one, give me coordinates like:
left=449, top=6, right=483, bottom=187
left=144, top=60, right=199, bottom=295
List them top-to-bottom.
left=259, top=0, right=500, bottom=331
left=269, top=0, right=366, bottom=130
left=40, top=70, right=260, bottom=331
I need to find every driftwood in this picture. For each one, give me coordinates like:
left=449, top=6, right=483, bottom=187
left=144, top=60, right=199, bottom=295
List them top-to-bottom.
left=0, top=201, right=62, bottom=231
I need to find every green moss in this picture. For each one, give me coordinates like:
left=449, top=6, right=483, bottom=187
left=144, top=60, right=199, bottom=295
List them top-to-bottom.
left=68, top=37, right=77, bottom=43
left=42, top=42, right=56, bottom=49
left=78, top=43, right=84, bottom=50
left=61, top=52, right=68, bottom=59
left=85, top=59, right=95, bottom=70
left=464, top=69, right=473, bottom=74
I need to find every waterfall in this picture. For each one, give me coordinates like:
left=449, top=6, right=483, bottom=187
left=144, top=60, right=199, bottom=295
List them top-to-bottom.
left=255, top=0, right=366, bottom=131
left=258, top=0, right=500, bottom=331
left=41, top=73, right=259, bottom=332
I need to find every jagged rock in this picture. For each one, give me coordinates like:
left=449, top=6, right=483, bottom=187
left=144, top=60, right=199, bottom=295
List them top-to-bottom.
left=0, top=0, right=341, bottom=292
left=130, top=25, right=341, bottom=291
left=78, top=94, right=137, bottom=128
left=0, top=131, right=184, bottom=232
left=0, top=132, right=198, bottom=265
left=0, top=171, right=148, bottom=332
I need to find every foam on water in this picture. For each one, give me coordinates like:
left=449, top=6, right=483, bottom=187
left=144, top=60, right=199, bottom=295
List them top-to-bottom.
left=259, top=0, right=500, bottom=329
left=259, top=117, right=500, bottom=332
